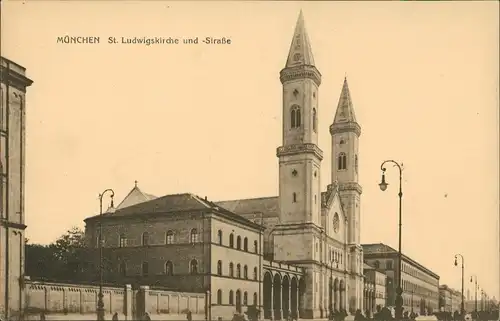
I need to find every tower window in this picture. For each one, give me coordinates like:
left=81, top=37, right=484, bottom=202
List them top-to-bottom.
left=290, top=105, right=301, bottom=128
left=312, top=108, right=317, bottom=133
left=337, top=153, right=347, bottom=170
left=355, top=155, right=358, bottom=173
left=292, top=192, right=297, bottom=203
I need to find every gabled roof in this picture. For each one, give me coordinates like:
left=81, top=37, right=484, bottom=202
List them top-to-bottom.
left=285, top=10, right=316, bottom=68
left=114, top=181, right=157, bottom=210
left=85, top=192, right=263, bottom=230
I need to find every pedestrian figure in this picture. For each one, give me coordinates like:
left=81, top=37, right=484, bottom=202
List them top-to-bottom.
left=186, top=310, right=193, bottom=321
left=40, top=311, right=46, bottom=321
left=112, top=312, right=119, bottom=320
left=143, top=312, right=151, bottom=321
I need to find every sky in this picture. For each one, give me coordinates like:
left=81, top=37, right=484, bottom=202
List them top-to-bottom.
left=2, top=1, right=499, bottom=299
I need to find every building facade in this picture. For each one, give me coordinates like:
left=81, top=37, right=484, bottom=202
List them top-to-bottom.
left=84, top=12, right=367, bottom=320
left=0, top=57, right=33, bottom=320
left=362, top=243, right=440, bottom=315
left=363, top=263, right=387, bottom=311
left=439, top=284, right=463, bottom=313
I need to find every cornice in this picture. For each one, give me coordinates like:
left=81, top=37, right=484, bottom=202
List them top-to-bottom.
left=0, top=65, right=34, bottom=93
left=279, top=65, right=321, bottom=87
left=329, top=122, right=361, bottom=137
left=276, top=143, right=323, bottom=161
left=338, top=182, right=363, bottom=195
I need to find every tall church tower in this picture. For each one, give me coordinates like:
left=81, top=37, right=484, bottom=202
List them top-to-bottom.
left=276, top=11, right=322, bottom=227
left=273, top=12, right=324, bottom=319
left=0, top=57, right=33, bottom=320
left=330, top=78, right=364, bottom=310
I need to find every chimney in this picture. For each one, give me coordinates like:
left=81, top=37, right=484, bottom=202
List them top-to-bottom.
left=204, top=196, right=207, bottom=201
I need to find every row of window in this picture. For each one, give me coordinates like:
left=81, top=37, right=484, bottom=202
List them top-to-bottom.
left=289, top=105, right=317, bottom=133
left=114, top=229, right=260, bottom=255
left=216, top=230, right=259, bottom=254
left=118, top=259, right=196, bottom=277
left=217, top=261, right=258, bottom=280
left=402, top=263, right=438, bottom=286
left=402, top=280, right=438, bottom=299
left=216, top=290, right=258, bottom=306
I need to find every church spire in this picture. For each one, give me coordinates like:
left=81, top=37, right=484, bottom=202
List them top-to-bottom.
left=285, top=10, right=315, bottom=68
left=330, top=77, right=361, bottom=137
left=333, top=77, right=357, bottom=124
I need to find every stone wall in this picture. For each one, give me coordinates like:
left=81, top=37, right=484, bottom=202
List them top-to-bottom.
left=23, top=278, right=206, bottom=320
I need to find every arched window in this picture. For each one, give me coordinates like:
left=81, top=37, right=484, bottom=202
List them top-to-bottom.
left=290, top=105, right=301, bottom=128
left=312, top=108, right=317, bottom=133
left=337, top=153, right=347, bottom=170
left=292, top=192, right=297, bottom=203
left=190, top=229, right=198, bottom=243
left=166, top=230, right=174, bottom=244
left=217, top=230, right=223, bottom=245
left=142, top=232, right=149, bottom=246
left=119, top=234, right=127, bottom=247
left=229, top=234, right=234, bottom=248
left=236, top=236, right=241, bottom=250
left=243, top=237, right=248, bottom=251
left=254, top=240, right=258, bottom=253
left=190, top=259, right=198, bottom=274
left=217, top=260, right=222, bottom=275
left=165, top=261, right=174, bottom=276
left=119, top=262, right=126, bottom=276
left=142, top=262, right=149, bottom=276
left=229, top=262, right=234, bottom=277
left=236, top=264, right=241, bottom=278
left=243, top=265, right=248, bottom=279
left=253, top=267, right=258, bottom=280
left=217, top=290, right=222, bottom=304
left=229, top=290, right=234, bottom=305
left=243, top=292, right=248, bottom=305
left=253, top=293, right=258, bottom=305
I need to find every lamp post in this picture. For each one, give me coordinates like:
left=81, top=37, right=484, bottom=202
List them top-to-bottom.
left=378, top=160, right=403, bottom=321
left=97, top=189, right=115, bottom=321
left=454, top=254, right=465, bottom=315
left=470, top=275, right=478, bottom=316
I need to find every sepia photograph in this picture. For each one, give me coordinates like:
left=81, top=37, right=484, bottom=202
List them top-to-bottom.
left=1, top=1, right=499, bottom=321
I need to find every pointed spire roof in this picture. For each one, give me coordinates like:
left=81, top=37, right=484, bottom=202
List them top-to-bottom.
left=285, top=10, right=316, bottom=68
left=330, top=77, right=361, bottom=136
left=333, top=77, right=357, bottom=124
left=114, top=181, right=157, bottom=210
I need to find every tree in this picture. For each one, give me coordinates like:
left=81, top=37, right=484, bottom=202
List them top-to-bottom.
left=25, top=227, right=92, bottom=281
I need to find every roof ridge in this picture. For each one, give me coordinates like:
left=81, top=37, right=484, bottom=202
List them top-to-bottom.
left=216, top=195, right=278, bottom=203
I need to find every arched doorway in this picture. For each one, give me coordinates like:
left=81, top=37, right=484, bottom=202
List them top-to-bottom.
left=263, top=272, right=273, bottom=319
left=273, top=274, right=282, bottom=320
left=282, top=275, right=290, bottom=319
left=236, top=289, right=242, bottom=313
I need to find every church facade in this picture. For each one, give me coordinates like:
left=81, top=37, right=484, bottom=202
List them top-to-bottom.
left=217, top=11, right=365, bottom=318
left=84, top=12, right=366, bottom=320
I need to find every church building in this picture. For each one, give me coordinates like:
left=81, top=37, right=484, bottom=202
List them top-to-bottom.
left=84, top=12, right=367, bottom=320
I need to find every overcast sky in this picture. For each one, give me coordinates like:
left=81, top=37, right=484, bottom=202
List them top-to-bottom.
left=3, top=1, right=499, bottom=298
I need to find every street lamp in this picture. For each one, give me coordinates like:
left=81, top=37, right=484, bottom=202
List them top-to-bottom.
left=378, top=160, right=403, bottom=321
left=97, top=189, right=115, bottom=321
left=454, top=254, right=465, bottom=315
left=470, top=275, right=478, bottom=316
